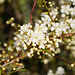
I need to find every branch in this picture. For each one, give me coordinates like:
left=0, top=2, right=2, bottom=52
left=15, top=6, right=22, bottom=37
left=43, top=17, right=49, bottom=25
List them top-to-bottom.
left=1, top=0, right=38, bottom=69
left=30, top=0, right=37, bottom=24
left=43, top=0, right=52, bottom=20
left=56, top=33, right=75, bottom=38
left=42, top=49, right=75, bottom=67
left=1, top=51, right=27, bottom=68
left=54, top=55, right=72, bottom=65
left=1, top=57, right=19, bottom=68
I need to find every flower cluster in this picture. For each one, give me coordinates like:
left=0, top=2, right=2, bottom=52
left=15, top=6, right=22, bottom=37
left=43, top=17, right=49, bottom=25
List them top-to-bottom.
left=0, top=0, right=75, bottom=74
left=14, top=0, right=75, bottom=59
left=58, top=0, right=75, bottom=58
left=60, top=0, right=75, bottom=17
left=71, top=0, right=75, bottom=5
left=14, top=20, right=62, bottom=58
left=0, top=42, right=24, bottom=72
left=47, top=66, right=65, bottom=75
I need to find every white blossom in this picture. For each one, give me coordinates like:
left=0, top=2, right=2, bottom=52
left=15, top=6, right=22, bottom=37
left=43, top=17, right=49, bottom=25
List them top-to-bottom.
left=70, top=0, right=75, bottom=5
left=61, top=5, right=70, bottom=14
left=50, top=7, right=59, bottom=20
left=70, top=7, right=75, bottom=16
left=41, top=14, right=51, bottom=25
left=67, top=18, right=75, bottom=29
left=59, top=21, right=70, bottom=32
left=51, top=22, right=59, bottom=31
left=19, top=23, right=30, bottom=32
left=34, top=23, right=48, bottom=33
left=56, top=28, right=62, bottom=36
left=31, top=30, right=45, bottom=45
left=43, top=59, right=49, bottom=64
left=56, top=67, right=65, bottom=75
left=47, top=70, right=54, bottom=75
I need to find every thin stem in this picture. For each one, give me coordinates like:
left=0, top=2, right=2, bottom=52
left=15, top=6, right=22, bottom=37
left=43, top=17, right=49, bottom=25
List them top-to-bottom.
left=30, top=0, right=37, bottom=24
left=43, top=0, right=52, bottom=20
left=43, top=0, right=49, bottom=11
left=56, top=33, right=75, bottom=38
left=42, top=49, right=74, bottom=66
left=43, top=49, right=52, bottom=55
left=1, top=51, right=27, bottom=68
left=55, top=55, right=72, bottom=65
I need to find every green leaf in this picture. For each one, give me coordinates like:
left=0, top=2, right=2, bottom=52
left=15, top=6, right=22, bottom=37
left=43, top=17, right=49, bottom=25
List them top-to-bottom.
left=0, top=69, right=2, bottom=74
left=20, top=69, right=27, bottom=71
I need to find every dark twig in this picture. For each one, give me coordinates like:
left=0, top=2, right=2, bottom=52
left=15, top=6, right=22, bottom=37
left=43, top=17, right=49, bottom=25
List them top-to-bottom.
left=30, top=0, right=37, bottom=23
left=56, top=33, right=75, bottom=38
left=54, top=55, right=72, bottom=65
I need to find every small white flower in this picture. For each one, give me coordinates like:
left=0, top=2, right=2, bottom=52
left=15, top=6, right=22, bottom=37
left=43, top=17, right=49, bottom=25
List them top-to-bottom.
left=59, top=0, right=64, bottom=5
left=71, top=0, right=75, bottom=5
left=61, top=5, right=70, bottom=14
left=50, top=7, right=59, bottom=19
left=70, top=7, right=75, bottom=15
left=41, top=12, right=46, bottom=16
left=41, top=14, right=51, bottom=25
left=61, top=14, right=65, bottom=18
left=67, top=18, right=75, bottom=29
left=70, top=19, right=75, bottom=29
left=36, top=20, right=42, bottom=24
left=59, top=21, right=70, bottom=32
left=51, top=22, right=59, bottom=31
left=19, top=23, right=30, bottom=32
left=34, top=23, right=48, bottom=33
left=56, top=28, right=62, bottom=36
left=24, top=30, right=33, bottom=44
left=32, top=30, right=45, bottom=44
left=16, top=34, right=26, bottom=45
left=39, top=40, right=46, bottom=49
left=16, top=47, right=21, bottom=50
left=27, top=53, right=31, bottom=57
left=43, top=59, right=48, bottom=64
left=56, top=66, right=65, bottom=75
left=47, top=69, right=54, bottom=75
